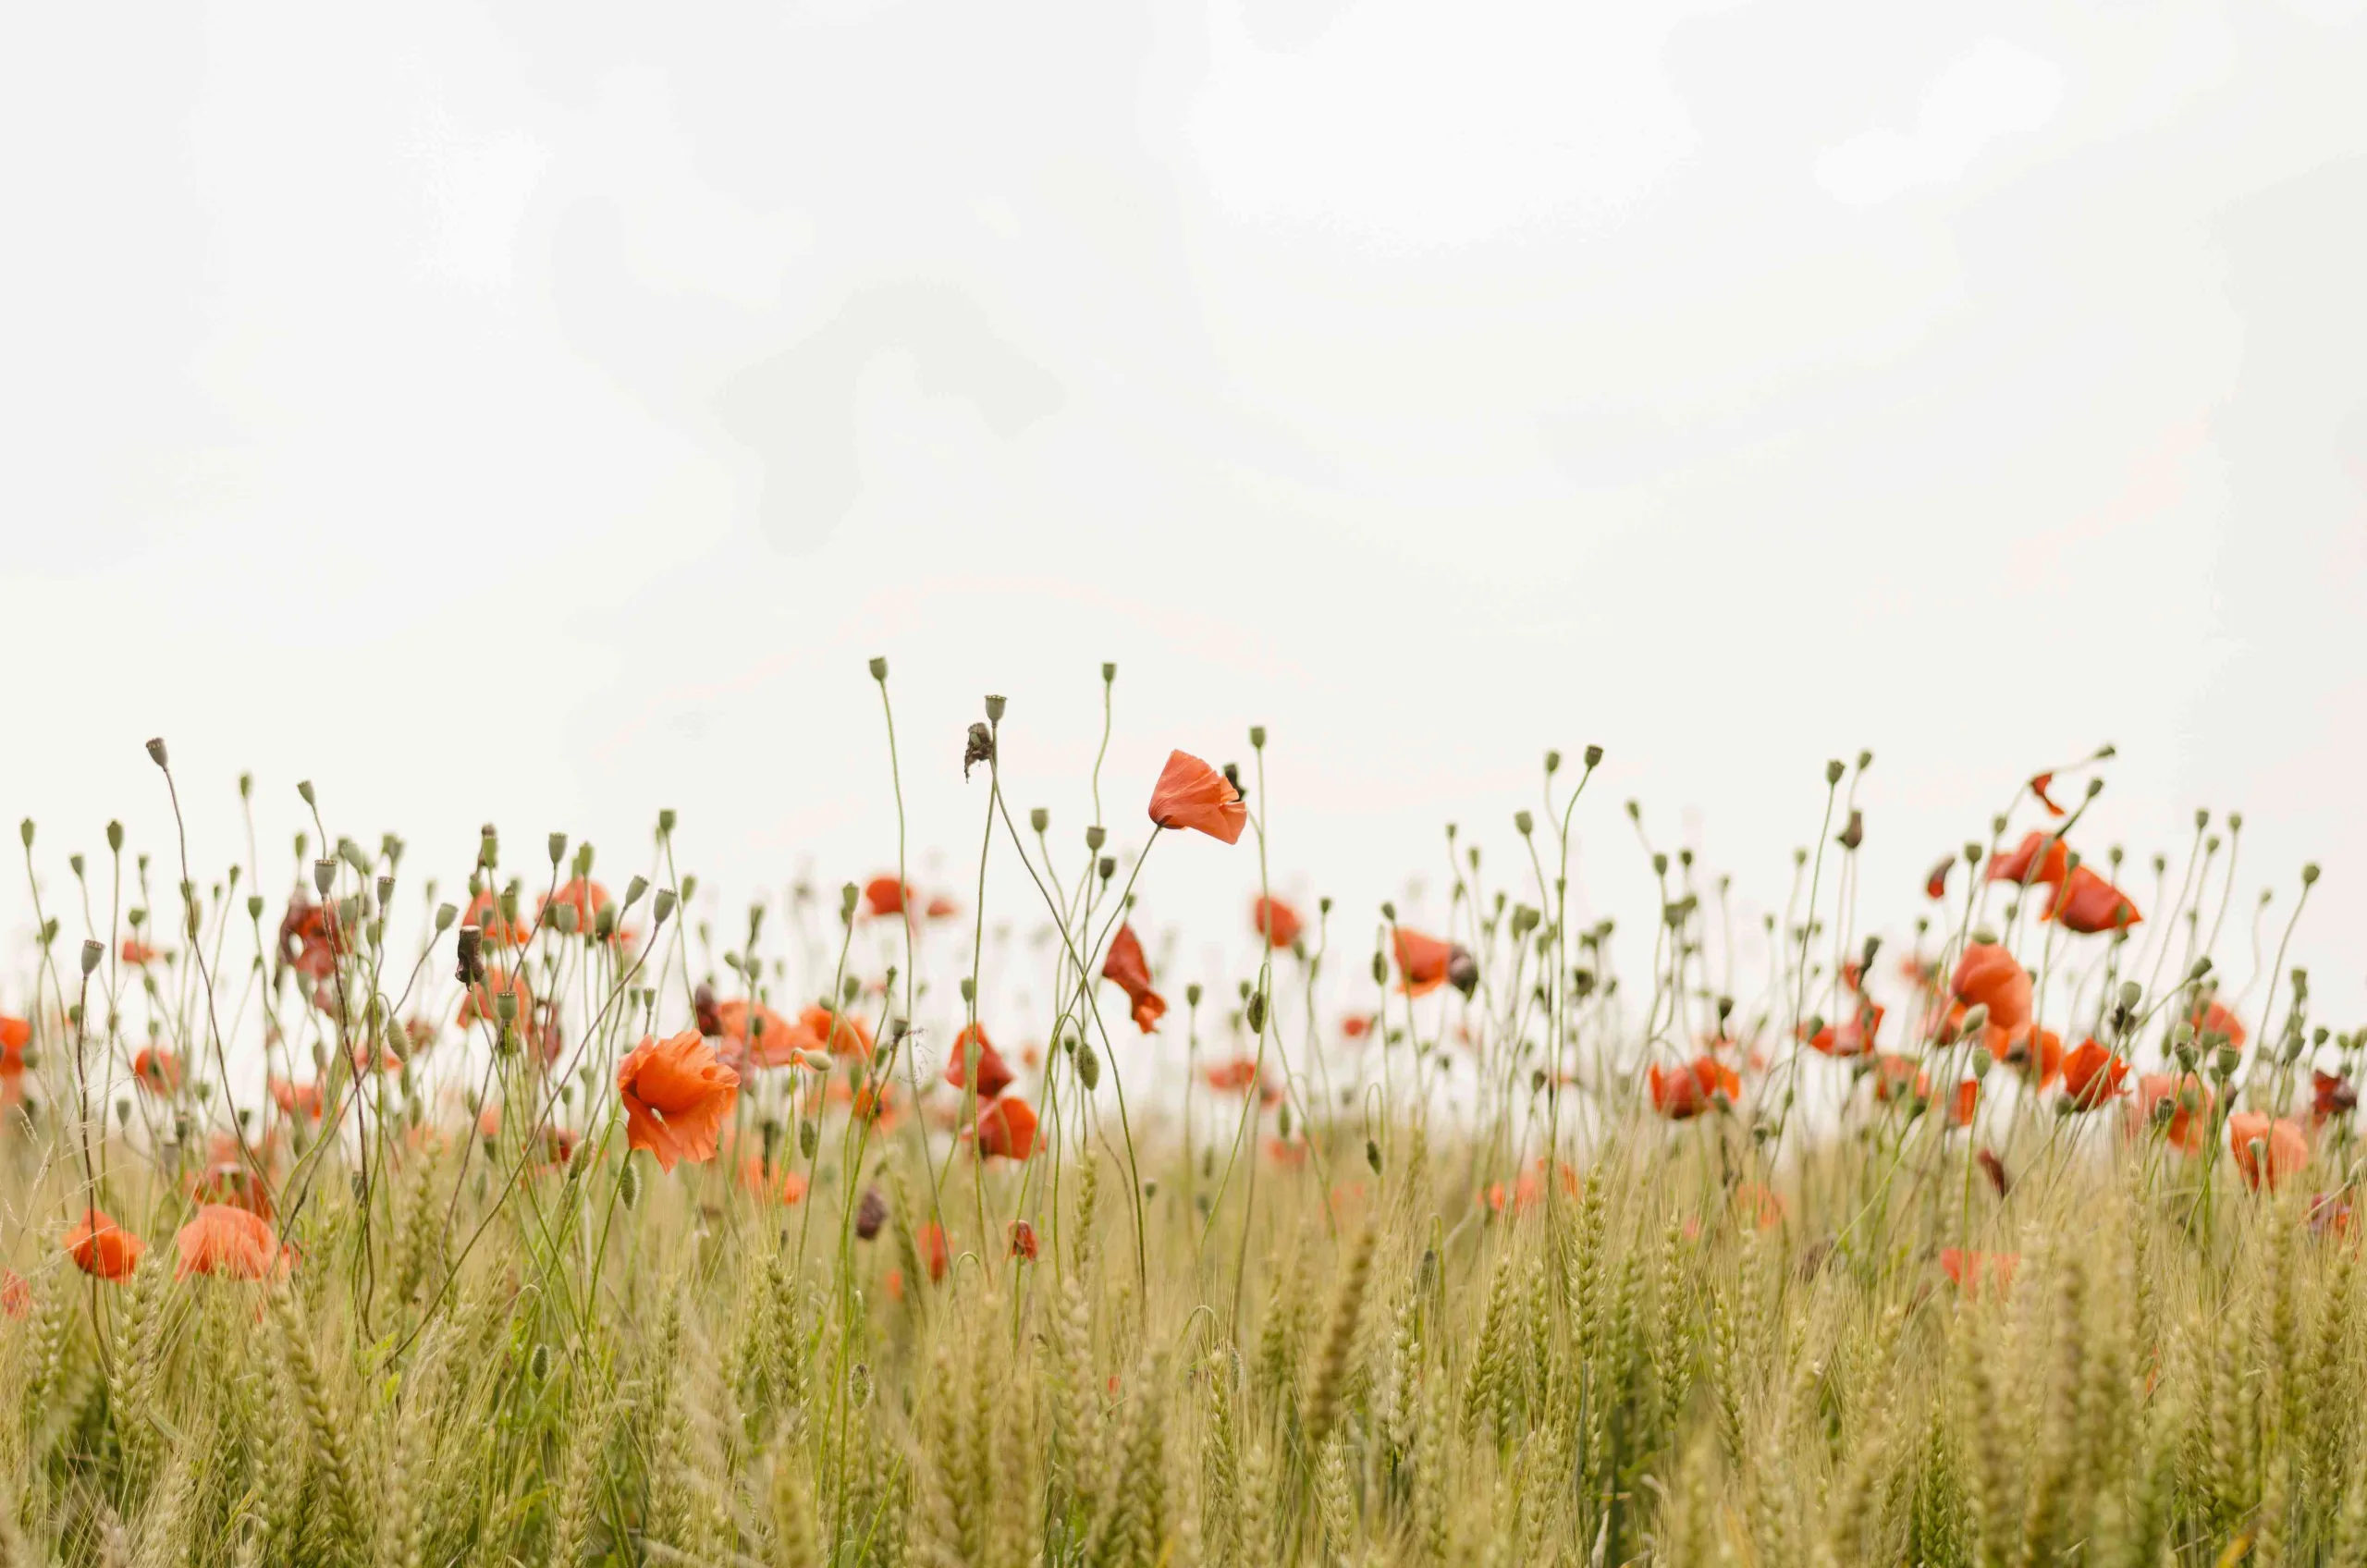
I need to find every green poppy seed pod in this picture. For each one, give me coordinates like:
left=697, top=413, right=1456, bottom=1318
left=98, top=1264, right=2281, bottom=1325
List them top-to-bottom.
left=867, top=655, right=889, bottom=681
left=1101, top=661, right=1116, bottom=683
left=984, top=693, right=1007, bottom=724
left=1249, top=724, right=1267, bottom=750
left=146, top=737, right=169, bottom=768
left=1579, top=744, right=1602, bottom=770
left=1542, top=748, right=1563, bottom=776
left=1857, top=748, right=1873, bottom=770
left=1824, top=758, right=1845, bottom=786
left=2084, top=777, right=2103, bottom=799
left=1624, top=799, right=1641, bottom=823
left=1030, top=807, right=1049, bottom=834
left=2195, top=807, right=2211, bottom=830
left=656, top=808, right=678, bottom=839
left=1514, top=810, right=1534, bottom=837
left=104, top=819, right=125, bottom=854
left=18, top=820, right=31, bottom=849
left=479, top=825, right=497, bottom=868
left=1085, top=825, right=1106, bottom=851
left=547, top=832, right=567, bottom=866
left=337, top=838, right=369, bottom=876
left=573, top=843, right=595, bottom=877
left=1651, top=852, right=1669, bottom=876
left=68, top=853, right=84, bottom=877
left=1098, top=856, right=1115, bottom=881
left=311, top=859, right=334, bottom=897
left=2302, top=862, right=2321, bottom=887
left=623, top=875, right=647, bottom=908
left=376, top=876, right=395, bottom=909
left=840, top=883, right=859, bottom=921
left=497, top=886, right=521, bottom=925
left=652, top=888, right=677, bottom=925
left=247, top=894, right=264, bottom=920
left=1380, top=900, right=1398, bottom=922
left=551, top=903, right=578, bottom=935
left=80, top=939, right=102, bottom=976
left=1371, top=951, right=1387, bottom=985
left=2189, top=956, right=2214, bottom=981
left=959, top=976, right=975, bottom=1004
left=2119, top=980, right=2141, bottom=1011
left=1185, top=981, right=1204, bottom=1007
left=496, top=991, right=519, bottom=1024
left=1245, top=991, right=1267, bottom=1033
left=1957, top=1003, right=1989, bottom=1038
left=1076, top=1042, right=1101, bottom=1091
left=2215, top=1046, right=2241, bottom=1080
left=1969, top=1048, right=1993, bottom=1080
left=1277, top=1105, right=1293, bottom=1138
left=618, top=1159, right=642, bottom=1209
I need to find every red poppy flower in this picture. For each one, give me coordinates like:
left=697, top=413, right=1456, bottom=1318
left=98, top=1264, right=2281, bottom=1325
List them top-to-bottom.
left=1147, top=751, right=1246, bottom=844
left=2028, top=772, right=2067, bottom=817
left=1988, top=832, right=2070, bottom=889
left=1925, top=858, right=1954, bottom=900
left=2043, top=865, right=2141, bottom=935
left=862, top=876, right=912, bottom=918
left=540, top=878, right=628, bottom=942
left=459, top=888, right=530, bottom=947
left=924, top=894, right=959, bottom=921
left=1252, top=896, right=1303, bottom=951
left=277, top=898, right=347, bottom=981
left=1100, top=925, right=1167, bottom=1034
left=1393, top=928, right=1453, bottom=998
left=120, top=938, right=162, bottom=966
left=1951, top=943, right=2032, bottom=1036
left=458, top=965, right=534, bottom=1032
left=2187, top=996, right=2247, bottom=1051
left=715, top=1001, right=818, bottom=1070
left=1807, top=1002, right=1885, bottom=1058
left=801, top=1005, right=874, bottom=1060
left=1340, top=1014, right=1375, bottom=1040
left=0, top=1016, right=28, bottom=1073
left=943, top=1023, right=1013, bottom=1099
left=1989, top=1026, right=2066, bottom=1089
left=617, top=1030, right=741, bottom=1172
left=2058, top=1039, right=2130, bottom=1109
left=132, top=1047, right=182, bottom=1095
left=1649, top=1055, right=1740, bottom=1121
left=1204, top=1057, right=1261, bottom=1095
left=2312, top=1071, right=2358, bottom=1129
left=2129, top=1072, right=2214, bottom=1155
left=269, top=1077, right=324, bottom=1119
left=1945, top=1078, right=1981, bottom=1128
left=974, top=1096, right=1038, bottom=1160
left=2227, top=1111, right=2310, bottom=1192
left=1266, top=1136, right=1307, bottom=1168
left=735, top=1155, right=809, bottom=1206
left=175, top=1204, right=282, bottom=1280
left=65, top=1208, right=142, bottom=1281
left=1008, top=1220, right=1039, bottom=1261
left=917, top=1221, right=950, bottom=1282
left=1940, top=1248, right=2017, bottom=1299
left=0, top=1270, right=27, bottom=1319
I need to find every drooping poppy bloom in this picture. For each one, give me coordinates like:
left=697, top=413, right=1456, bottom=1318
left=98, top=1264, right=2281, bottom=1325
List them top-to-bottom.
left=1147, top=750, right=1246, bottom=844
left=2028, top=772, right=2068, bottom=817
left=1988, top=832, right=2070, bottom=889
left=1925, top=858, right=1954, bottom=900
left=2043, top=865, right=2142, bottom=935
left=862, top=876, right=912, bottom=918
left=1252, top=896, right=1304, bottom=952
left=1100, top=925, right=1167, bottom=1033
left=1393, top=928, right=1453, bottom=998
left=1951, top=943, right=2033, bottom=1037
left=458, top=965, right=534, bottom=1032
left=2187, top=995, right=2248, bottom=1051
left=715, top=1000, right=817, bottom=1070
left=801, top=1005, right=874, bottom=1060
left=943, top=1023, right=1013, bottom=1099
left=616, top=1029, right=741, bottom=1173
left=2058, top=1040, right=2131, bottom=1109
left=131, top=1047, right=182, bottom=1095
left=1649, top=1055, right=1741, bottom=1121
left=1204, top=1057, right=1261, bottom=1095
left=2312, top=1071, right=2358, bottom=1129
left=2129, top=1072, right=2214, bottom=1156
left=269, top=1077, right=325, bottom=1120
left=974, top=1096, right=1038, bottom=1160
left=2227, top=1111, right=2310, bottom=1193
left=174, top=1204, right=281, bottom=1280
left=65, top=1209, right=141, bottom=1281
left=1008, top=1220, right=1039, bottom=1261
left=916, top=1221, right=950, bottom=1282
left=1940, top=1248, right=2018, bottom=1299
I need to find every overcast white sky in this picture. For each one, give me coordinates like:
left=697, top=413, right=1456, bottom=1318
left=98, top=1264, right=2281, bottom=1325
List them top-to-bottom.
left=3, top=1, right=2362, bottom=1027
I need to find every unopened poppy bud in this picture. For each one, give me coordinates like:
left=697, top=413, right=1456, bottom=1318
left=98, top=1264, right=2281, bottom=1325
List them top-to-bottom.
left=868, top=656, right=889, bottom=681
left=1101, top=661, right=1116, bottom=683
left=1248, top=724, right=1267, bottom=750
left=1543, top=749, right=1562, bottom=775
left=1823, top=758, right=1845, bottom=786
left=2084, top=777, right=2103, bottom=799
left=1625, top=799, right=1641, bottom=823
left=1030, top=807, right=1049, bottom=833
left=656, top=808, right=677, bottom=838
left=1514, top=810, right=1534, bottom=837
left=1085, top=826, right=1106, bottom=852
left=548, top=832, right=567, bottom=866
left=572, top=843, right=594, bottom=878
left=69, top=853, right=84, bottom=877
left=1098, top=856, right=1115, bottom=881
left=2302, top=862, right=2321, bottom=887
left=840, top=882, right=860, bottom=921
left=652, top=888, right=677, bottom=925
left=247, top=894, right=264, bottom=920
left=80, top=939, right=102, bottom=976
left=1371, top=951, right=1387, bottom=985
left=2187, top=956, right=2214, bottom=983
left=842, top=975, right=862, bottom=1006
left=958, top=976, right=975, bottom=1004
left=2119, top=981, right=2141, bottom=1011
left=1245, top=991, right=1267, bottom=1033
left=1957, top=1004, right=1989, bottom=1039
left=1076, top=1042, right=1101, bottom=1090
left=2214, top=1046, right=2241, bottom=1079
left=1969, top=1048, right=1993, bottom=1080
left=798, top=1050, right=833, bottom=1073
left=1277, top=1105, right=1293, bottom=1138
left=799, top=1118, right=819, bottom=1158
left=1366, top=1137, right=1382, bottom=1173
left=618, top=1160, right=642, bottom=1210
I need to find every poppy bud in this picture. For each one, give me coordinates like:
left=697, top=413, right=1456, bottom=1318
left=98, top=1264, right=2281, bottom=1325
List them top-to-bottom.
left=868, top=656, right=889, bottom=681
left=985, top=693, right=1007, bottom=723
left=1249, top=725, right=1267, bottom=750
left=146, top=737, right=170, bottom=768
left=1824, top=759, right=1845, bottom=786
left=1221, top=762, right=1243, bottom=797
left=1030, top=807, right=1049, bottom=834
left=1514, top=810, right=1534, bottom=837
left=16, top=820, right=28, bottom=850
left=1085, top=826, right=1106, bottom=852
left=548, top=832, right=568, bottom=866
left=573, top=844, right=595, bottom=878
left=68, top=853, right=84, bottom=878
left=1098, top=856, right=1115, bottom=882
left=313, top=860, right=336, bottom=897
left=2302, top=862, right=2321, bottom=887
left=624, top=876, right=648, bottom=908
left=653, top=888, right=677, bottom=925
left=248, top=894, right=264, bottom=921
left=80, top=939, right=102, bottom=976
left=1448, top=946, right=1478, bottom=998
left=2188, top=957, right=2214, bottom=982
left=959, top=977, right=975, bottom=1004
left=2119, top=980, right=2141, bottom=1011
left=1245, top=991, right=1267, bottom=1033
left=1076, top=1042, right=1101, bottom=1091
left=2214, top=1046, right=2241, bottom=1080
left=1969, top=1048, right=1993, bottom=1080
left=1278, top=1105, right=1293, bottom=1138
left=800, top=1119, right=819, bottom=1158
left=1366, top=1137, right=1382, bottom=1173
left=618, top=1160, right=642, bottom=1210
left=856, top=1186, right=889, bottom=1239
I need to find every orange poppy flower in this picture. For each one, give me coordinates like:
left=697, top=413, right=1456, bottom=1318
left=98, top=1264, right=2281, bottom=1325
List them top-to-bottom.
left=1147, top=750, right=1246, bottom=844
left=2028, top=772, right=2068, bottom=817
left=1989, top=831, right=2070, bottom=889
left=1925, top=858, right=1953, bottom=900
left=2043, top=865, right=2141, bottom=935
left=862, top=876, right=912, bottom=918
left=540, top=878, right=628, bottom=942
left=459, top=888, right=530, bottom=947
left=1252, top=896, right=1303, bottom=951
left=276, top=898, right=347, bottom=981
left=1100, top=925, right=1167, bottom=1033
left=1393, top=928, right=1453, bottom=998
left=120, top=937, right=163, bottom=966
left=1951, top=943, right=2032, bottom=1036
left=458, top=965, right=534, bottom=1031
left=2187, top=995, right=2248, bottom=1050
left=716, top=1000, right=818, bottom=1070
left=1807, top=1001, right=1884, bottom=1059
left=801, top=1004, right=874, bottom=1060
left=1340, top=1014, right=1375, bottom=1040
left=0, top=1015, right=28, bottom=1072
left=943, top=1023, right=1013, bottom=1099
left=1988, top=1025, right=2066, bottom=1089
left=617, top=1030, right=741, bottom=1173
left=2058, top=1040, right=2130, bottom=1109
left=131, top=1047, right=182, bottom=1095
left=1649, top=1055, right=1740, bottom=1121
left=1204, top=1057, right=1261, bottom=1095
left=2312, top=1071, right=2358, bottom=1129
left=2129, top=1072, right=2214, bottom=1155
left=269, top=1077, right=325, bottom=1119
left=1944, top=1078, right=1981, bottom=1128
left=974, top=1096, right=1038, bottom=1160
left=2228, top=1111, right=2310, bottom=1192
left=1265, top=1136, right=1307, bottom=1168
left=736, top=1155, right=809, bottom=1206
left=1734, top=1182, right=1787, bottom=1230
left=174, top=1204, right=281, bottom=1280
left=65, top=1208, right=142, bottom=1281
left=1008, top=1219, right=1038, bottom=1261
left=917, top=1221, right=950, bottom=1282
left=1940, top=1248, right=2017, bottom=1298
left=0, top=1270, right=27, bottom=1319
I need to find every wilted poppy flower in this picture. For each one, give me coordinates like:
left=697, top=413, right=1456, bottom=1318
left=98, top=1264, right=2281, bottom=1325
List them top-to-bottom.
left=1147, top=750, right=1246, bottom=844
left=2028, top=772, right=2068, bottom=817
left=1989, top=832, right=2070, bottom=889
left=2043, top=865, right=2141, bottom=935
left=862, top=876, right=912, bottom=918
left=459, top=888, right=530, bottom=947
left=1252, top=896, right=1303, bottom=952
left=276, top=898, right=346, bottom=982
left=1100, top=925, right=1167, bottom=1033
left=1393, top=928, right=1453, bottom=998
left=119, top=937, right=162, bottom=966
left=1951, top=943, right=2032, bottom=1036
left=458, top=965, right=534, bottom=1032
left=716, top=1001, right=817, bottom=1070
left=801, top=1005, right=874, bottom=1060
left=944, top=1023, right=1013, bottom=1099
left=616, top=1030, right=741, bottom=1172
left=2058, top=1040, right=2130, bottom=1109
left=131, top=1047, right=182, bottom=1095
left=1649, top=1055, right=1740, bottom=1121
left=1205, top=1057, right=1261, bottom=1095
left=2312, top=1071, right=2358, bottom=1129
left=2129, top=1072, right=2214, bottom=1155
left=269, top=1077, right=325, bottom=1120
left=973, top=1096, right=1038, bottom=1160
left=2227, top=1111, right=2310, bottom=1192
left=1977, top=1147, right=2011, bottom=1196
left=174, top=1204, right=281, bottom=1280
left=65, top=1208, right=141, bottom=1281
left=1008, top=1219, right=1039, bottom=1261
left=917, top=1221, right=950, bottom=1282
left=1940, top=1248, right=2017, bottom=1299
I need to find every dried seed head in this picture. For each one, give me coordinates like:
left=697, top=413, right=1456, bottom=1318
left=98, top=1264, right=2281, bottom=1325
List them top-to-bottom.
left=963, top=722, right=994, bottom=778
left=1447, top=945, right=1479, bottom=998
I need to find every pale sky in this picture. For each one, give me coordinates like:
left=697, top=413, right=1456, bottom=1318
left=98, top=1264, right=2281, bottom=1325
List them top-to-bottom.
left=3, top=1, right=2363, bottom=1031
